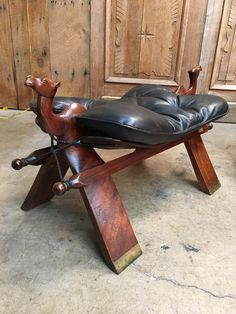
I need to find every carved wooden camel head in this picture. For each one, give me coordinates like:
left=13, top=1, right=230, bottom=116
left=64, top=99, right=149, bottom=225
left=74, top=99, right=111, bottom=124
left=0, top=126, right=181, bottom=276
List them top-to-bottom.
left=175, top=65, right=202, bottom=95
left=25, top=75, right=85, bottom=139
left=25, top=75, right=60, bottom=98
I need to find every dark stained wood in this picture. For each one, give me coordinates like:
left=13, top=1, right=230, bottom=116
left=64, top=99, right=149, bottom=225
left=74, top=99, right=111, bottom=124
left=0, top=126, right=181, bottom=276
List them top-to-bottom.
left=175, top=65, right=202, bottom=95
left=23, top=75, right=141, bottom=273
left=25, top=76, right=87, bottom=136
left=61, top=123, right=142, bottom=273
left=53, top=128, right=209, bottom=193
left=185, top=132, right=221, bottom=195
left=64, top=145, right=142, bottom=273
left=12, top=146, right=55, bottom=169
left=21, top=151, right=68, bottom=211
left=80, top=177, right=141, bottom=274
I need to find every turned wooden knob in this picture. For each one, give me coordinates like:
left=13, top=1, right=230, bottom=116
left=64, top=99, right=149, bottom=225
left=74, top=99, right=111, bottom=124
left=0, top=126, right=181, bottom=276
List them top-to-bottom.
left=207, top=123, right=213, bottom=130
left=11, top=158, right=25, bottom=170
left=53, top=182, right=69, bottom=195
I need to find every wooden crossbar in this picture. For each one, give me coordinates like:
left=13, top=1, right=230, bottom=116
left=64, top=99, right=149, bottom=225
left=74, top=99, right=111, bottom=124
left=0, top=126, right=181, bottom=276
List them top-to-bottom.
left=53, top=127, right=209, bottom=195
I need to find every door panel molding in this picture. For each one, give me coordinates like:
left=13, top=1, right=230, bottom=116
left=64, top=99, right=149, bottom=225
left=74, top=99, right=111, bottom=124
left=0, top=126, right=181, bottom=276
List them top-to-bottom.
left=91, top=0, right=208, bottom=98
left=211, top=0, right=236, bottom=91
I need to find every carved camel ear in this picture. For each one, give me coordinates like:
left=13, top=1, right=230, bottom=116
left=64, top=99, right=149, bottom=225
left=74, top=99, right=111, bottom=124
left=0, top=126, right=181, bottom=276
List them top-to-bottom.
left=55, top=82, right=61, bottom=88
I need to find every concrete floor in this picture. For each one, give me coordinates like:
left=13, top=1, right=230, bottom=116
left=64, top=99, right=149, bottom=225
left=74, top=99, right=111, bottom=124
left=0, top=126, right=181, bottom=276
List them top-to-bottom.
left=0, top=111, right=236, bottom=314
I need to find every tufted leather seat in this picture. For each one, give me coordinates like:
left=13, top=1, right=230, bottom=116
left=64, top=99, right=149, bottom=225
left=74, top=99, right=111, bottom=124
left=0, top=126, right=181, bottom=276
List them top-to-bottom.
left=30, top=85, right=228, bottom=146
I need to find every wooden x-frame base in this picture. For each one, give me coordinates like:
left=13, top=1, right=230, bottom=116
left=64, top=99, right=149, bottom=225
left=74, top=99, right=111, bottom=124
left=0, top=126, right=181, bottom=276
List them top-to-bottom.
left=17, top=126, right=220, bottom=274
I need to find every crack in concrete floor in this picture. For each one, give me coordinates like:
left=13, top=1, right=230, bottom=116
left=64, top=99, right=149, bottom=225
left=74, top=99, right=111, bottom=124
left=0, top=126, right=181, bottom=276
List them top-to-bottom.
left=132, top=263, right=236, bottom=300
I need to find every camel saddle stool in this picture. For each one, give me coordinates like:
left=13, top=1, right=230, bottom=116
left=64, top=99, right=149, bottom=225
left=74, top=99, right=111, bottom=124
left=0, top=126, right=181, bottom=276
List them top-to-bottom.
left=12, top=66, right=228, bottom=274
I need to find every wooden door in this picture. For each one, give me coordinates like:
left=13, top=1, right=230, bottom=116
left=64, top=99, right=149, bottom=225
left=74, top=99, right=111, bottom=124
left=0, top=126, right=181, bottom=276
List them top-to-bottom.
left=90, top=0, right=208, bottom=98
left=200, top=0, right=236, bottom=105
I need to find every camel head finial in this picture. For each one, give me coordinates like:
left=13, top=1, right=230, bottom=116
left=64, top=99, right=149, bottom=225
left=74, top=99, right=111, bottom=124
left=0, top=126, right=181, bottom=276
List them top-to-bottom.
left=190, top=65, right=202, bottom=74
left=25, top=75, right=60, bottom=98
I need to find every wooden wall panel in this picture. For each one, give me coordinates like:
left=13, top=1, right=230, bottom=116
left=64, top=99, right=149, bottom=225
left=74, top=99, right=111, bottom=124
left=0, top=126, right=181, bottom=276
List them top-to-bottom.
left=0, top=0, right=17, bottom=108
left=0, top=0, right=90, bottom=109
left=1, top=0, right=236, bottom=109
left=8, top=0, right=31, bottom=109
left=28, top=0, right=50, bottom=77
left=48, top=0, right=90, bottom=97
left=90, top=0, right=106, bottom=98
left=177, top=0, right=208, bottom=88
left=198, top=0, right=224, bottom=94
left=211, top=0, right=236, bottom=91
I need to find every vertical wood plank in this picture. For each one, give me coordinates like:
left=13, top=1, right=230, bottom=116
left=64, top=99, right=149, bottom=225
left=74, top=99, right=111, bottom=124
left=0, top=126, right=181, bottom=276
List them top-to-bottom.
left=0, top=0, right=17, bottom=108
left=8, top=0, right=31, bottom=109
left=27, top=0, right=50, bottom=77
left=48, top=0, right=90, bottom=97
left=90, top=0, right=106, bottom=98
left=106, top=0, right=143, bottom=78
left=139, top=0, right=183, bottom=79
left=176, top=0, right=208, bottom=88
left=198, top=0, right=224, bottom=93
left=198, top=0, right=236, bottom=110
left=210, top=0, right=236, bottom=89
left=214, top=0, right=235, bottom=82
left=226, top=28, right=236, bottom=83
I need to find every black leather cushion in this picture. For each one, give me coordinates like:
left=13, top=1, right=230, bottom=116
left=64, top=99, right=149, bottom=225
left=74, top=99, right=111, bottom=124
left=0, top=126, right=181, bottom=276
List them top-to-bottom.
left=30, top=85, right=228, bottom=146
left=30, top=97, right=92, bottom=114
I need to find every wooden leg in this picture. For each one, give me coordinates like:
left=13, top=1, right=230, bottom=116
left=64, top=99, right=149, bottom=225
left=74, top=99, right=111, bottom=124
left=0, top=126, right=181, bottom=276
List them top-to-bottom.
left=185, top=133, right=221, bottom=195
left=65, top=146, right=142, bottom=274
left=21, top=152, right=69, bottom=211
left=80, top=177, right=141, bottom=274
